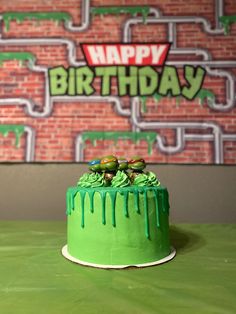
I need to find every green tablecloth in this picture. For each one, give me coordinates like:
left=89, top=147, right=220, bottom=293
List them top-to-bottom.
left=0, top=222, right=235, bottom=314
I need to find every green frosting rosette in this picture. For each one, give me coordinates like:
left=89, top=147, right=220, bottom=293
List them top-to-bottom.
left=111, top=170, right=130, bottom=187
left=146, top=171, right=160, bottom=186
left=77, top=172, right=106, bottom=188
left=133, top=172, right=160, bottom=187
left=133, top=173, right=150, bottom=186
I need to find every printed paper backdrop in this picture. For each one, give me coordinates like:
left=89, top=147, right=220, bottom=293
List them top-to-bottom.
left=0, top=0, right=235, bottom=163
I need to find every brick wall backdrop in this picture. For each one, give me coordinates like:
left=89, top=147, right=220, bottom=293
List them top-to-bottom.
left=0, top=0, right=235, bottom=163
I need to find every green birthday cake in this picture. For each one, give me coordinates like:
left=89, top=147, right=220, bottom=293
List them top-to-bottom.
left=62, top=156, right=175, bottom=268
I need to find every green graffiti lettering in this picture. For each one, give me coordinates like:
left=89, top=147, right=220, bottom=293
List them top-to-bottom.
left=48, top=65, right=206, bottom=100
left=49, top=66, right=68, bottom=96
left=76, top=66, right=95, bottom=95
left=95, top=66, right=117, bottom=96
left=118, top=66, right=138, bottom=96
left=138, top=66, right=158, bottom=96
left=158, top=66, right=181, bottom=96
left=182, top=66, right=206, bottom=100
left=68, top=67, right=75, bottom=96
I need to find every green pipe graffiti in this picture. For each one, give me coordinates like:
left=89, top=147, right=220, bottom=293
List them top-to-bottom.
left=91, top=6, right=150, bottom=23
left=3, top=12, right=71, bottom=32
left=219, top=15, right=236, bottom=35
left=0, top=52, right=36, bottom=66
left=140, top=88, right=215, bottom=111
left=0, top=125, right=25, bottom=147
left=81, top=131, right=157, bottom=155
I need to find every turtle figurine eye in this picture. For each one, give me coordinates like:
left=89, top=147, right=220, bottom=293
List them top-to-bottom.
left=100, top=155, right=118, bottom=182
left=117, top=157, right=128, bottom=171
left=88, top=158, right=101, bottom=173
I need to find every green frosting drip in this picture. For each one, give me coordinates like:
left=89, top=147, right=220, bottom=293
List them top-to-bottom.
left=91, top=6, right=150, bottom=23
left=3, top=12, right=71, bottom=32
left=219, top=15, right=236, bottom=35
left=0, top=52, right=36, bottom=65
left=196, top=89, right=215, bottom=106
left=0, top=125, right=25, bottom=148
left=82, top=131, right=157, bottom=155
left=111, top=170, right=130, bottom=187
left=77, top=172, right=106, bottom=188
left=66, top=185, right=168, bottom=238
left=66, top=187, right=78, bottom=215
left=153, top=189, right=160, bottom=227
left=159, top=189, right=169, bottom=215
left=164, top=189, right=170, bottom=215
left=80, top=190, right=86, bottom=228
left=89, top=190, right=95, bottom=213
left=143, top=190, right=150, bottom=239
left=100, top=191, right=106, bottom=225
left=108, top=191, right=117, bottom=227
left=122, top=191, right=129, bottom=217
left=134, top=192, right=140, bottom=214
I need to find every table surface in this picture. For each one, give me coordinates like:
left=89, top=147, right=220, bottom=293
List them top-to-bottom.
left=0, top=222, right=235, bottom=314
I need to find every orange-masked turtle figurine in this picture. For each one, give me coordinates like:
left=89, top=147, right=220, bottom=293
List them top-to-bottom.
left=100, top=155, right=118, bottom=183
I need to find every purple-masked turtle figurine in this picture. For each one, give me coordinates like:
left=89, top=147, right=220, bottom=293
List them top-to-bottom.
left=100, top=155, right=118, bottom=182
left=117, top=157, right=128, bottom=172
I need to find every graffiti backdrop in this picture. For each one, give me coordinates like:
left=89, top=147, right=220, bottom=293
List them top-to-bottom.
left=0, top=0, right=236, bottom=163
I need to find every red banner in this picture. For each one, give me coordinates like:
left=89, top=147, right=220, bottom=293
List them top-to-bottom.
left=82, top=43, right=170, bottom=66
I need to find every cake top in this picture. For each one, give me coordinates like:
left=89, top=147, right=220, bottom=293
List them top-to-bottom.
left=78, top=155, right=160, bottom=188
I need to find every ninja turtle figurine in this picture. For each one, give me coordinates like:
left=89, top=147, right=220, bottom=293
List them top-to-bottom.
left=100, top=155, right=118, bottom=182
left=128, top=156, right=146, bottom=182
left=117, top=157, right=128, bottom=172
left=88, top=158, right=101, bottom=173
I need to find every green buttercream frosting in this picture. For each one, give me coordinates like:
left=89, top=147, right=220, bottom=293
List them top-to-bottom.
left=111, top=170, right=130, bottom=187
left=146, top=171, right=160, bottom=186
left=133, top=172, right=160, bottom=187
left=77, top=173, right=105, bottom=188
left=77, top=173, right=90, bottom=187
left=133, top=173, right=149, bottom=186
left=66, top=185, right=170, bottom=239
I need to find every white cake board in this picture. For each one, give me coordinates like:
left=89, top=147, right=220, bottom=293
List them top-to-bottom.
left=62, top=245, right=176, bottom=269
